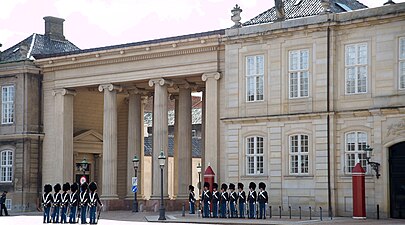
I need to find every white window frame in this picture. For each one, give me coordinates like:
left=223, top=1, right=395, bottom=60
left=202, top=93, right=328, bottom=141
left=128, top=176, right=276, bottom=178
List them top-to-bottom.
left=399, top=37, right=405, bottom=90
left=345, top=43, right=368, bottom=94
left=288, top=49, right=309, bottom=98
left=246, top=55, right=264, bottom=102
left=1, top=85, right=15, bottom=124
left=344, top=131, right=368, bottom=174
left=289, top=134, right=309, bottom=175
left=246, top=136, right=264, bottom=175
left=0, top=150, right=13, bottom=182
left=5, top=199, right=11, bottom=211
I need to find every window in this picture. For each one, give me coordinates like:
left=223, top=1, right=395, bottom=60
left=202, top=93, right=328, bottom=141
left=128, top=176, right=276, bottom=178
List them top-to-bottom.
left=399, top=37, right=405, bottom=89
left=345, top=43, right=368, bottom=94
left=289, top=49, right=309, bottom=98
left=246, top=55, right=264, bottom=102
left=2, top=85, right=14, bottom=124
left=192, top=129, right=197, bottom=137
left=345, top=132, right=368, bottom=173
left=289, top=135, right=309, bottom=175
left=246, top=136, right=264, bottom=175
left=0, top=150, right=13, bottom=182
left=5, top=199, right=11, bottom=210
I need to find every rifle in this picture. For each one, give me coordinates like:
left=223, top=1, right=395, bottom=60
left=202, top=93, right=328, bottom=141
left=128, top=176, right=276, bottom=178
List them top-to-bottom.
left=96, top=205, right=103, bottom=224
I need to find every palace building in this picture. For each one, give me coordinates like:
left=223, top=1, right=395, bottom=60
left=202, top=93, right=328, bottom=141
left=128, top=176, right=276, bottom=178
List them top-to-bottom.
left=0, top=0, right=405, bottom=219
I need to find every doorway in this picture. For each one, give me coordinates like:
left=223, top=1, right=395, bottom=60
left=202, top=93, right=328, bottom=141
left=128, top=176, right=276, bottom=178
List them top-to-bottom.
left=389, top=141, right=405, bottom=219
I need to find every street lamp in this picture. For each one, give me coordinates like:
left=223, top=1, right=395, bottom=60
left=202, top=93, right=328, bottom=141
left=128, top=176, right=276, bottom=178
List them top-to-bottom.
left=365, top=145, right=381, bottom=179
left=158, top=150, right=166, bottom=220
left=132, top=155, right=140, bottom=212
left=80, top=158, right=89, bottom=176
left=196, top=163, right=202, bottom=194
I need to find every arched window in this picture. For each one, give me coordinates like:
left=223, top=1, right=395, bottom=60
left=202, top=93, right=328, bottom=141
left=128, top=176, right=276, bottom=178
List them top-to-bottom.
left=345, top=131, right=368, bottom=173
left=289, top=134, right=309, bottom=175
left=246, top=136, right=264, bottom=175
left=0, top=150, right=13, bottom=182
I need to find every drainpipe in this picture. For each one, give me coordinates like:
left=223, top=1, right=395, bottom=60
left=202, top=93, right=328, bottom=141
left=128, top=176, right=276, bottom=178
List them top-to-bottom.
left=326, top=22, right=332, bottom=218
left=37, top=73, right=43, bottom=210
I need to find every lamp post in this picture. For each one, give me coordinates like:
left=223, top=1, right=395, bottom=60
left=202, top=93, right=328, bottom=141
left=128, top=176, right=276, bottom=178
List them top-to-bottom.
left=364, top=145, right=381, bottom=179
left=158, top=150, right=166, bottom=220
left=132, top=155, right=139, bottom=212
left=196, top=163, right=202, bottom=195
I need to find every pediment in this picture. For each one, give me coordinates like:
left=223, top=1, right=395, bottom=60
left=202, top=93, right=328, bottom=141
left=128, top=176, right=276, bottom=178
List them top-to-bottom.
left=74, top=130, right=103, bottom=143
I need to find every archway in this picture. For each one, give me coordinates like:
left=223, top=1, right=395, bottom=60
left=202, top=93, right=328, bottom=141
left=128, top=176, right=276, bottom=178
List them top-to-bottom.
left=389, top=141, right=405, bottom=218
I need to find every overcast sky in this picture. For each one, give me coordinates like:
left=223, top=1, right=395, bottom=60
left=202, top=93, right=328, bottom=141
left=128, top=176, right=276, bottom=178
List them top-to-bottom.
left=1, top=0, right=403, bottom=51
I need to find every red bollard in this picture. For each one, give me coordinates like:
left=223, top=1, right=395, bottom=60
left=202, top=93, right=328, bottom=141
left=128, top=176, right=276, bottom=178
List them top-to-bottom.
left=352, top=163, right=366, bottom=219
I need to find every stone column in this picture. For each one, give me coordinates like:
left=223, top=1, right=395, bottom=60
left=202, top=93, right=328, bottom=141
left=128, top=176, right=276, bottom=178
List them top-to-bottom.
left=201, top=72, right=221, bottom=179
left=148, top=78, right=172, bottom=199
left=98, top=83, right=122, bottom=199
left=176, top=86, right=192, bottom=199
left=53, top=88, right=76, bottom=183
left=126, top=89, right=143, bottom=198
left=172, top=94, right=179, bottom=199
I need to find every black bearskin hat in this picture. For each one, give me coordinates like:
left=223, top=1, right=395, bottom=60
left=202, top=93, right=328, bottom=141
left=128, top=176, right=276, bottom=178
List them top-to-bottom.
left=62, top=182, right=70, bottom=192
left=81, top=182, right=88, bottom=192
left=89, top=182, right=97, bottom=192
left=204, top=182, right=210, bottom=188
left=238, top=182, right=244, bottom=190
left=249, top=182, right=256, bottom=190
left=259, top=182, right=266, bottom=190
left=54, top=183, right=61, bottom=193
left=71, top=183, right=78, bottom=192
left=213, top=183, right=218, bottom=190
left=221, top=183, right=228, bottom=191
left=229, top=183, right=235, bottom=190
left=44, top=184, right=52, bottom=193
left=189, top=185, right=194, bottom=191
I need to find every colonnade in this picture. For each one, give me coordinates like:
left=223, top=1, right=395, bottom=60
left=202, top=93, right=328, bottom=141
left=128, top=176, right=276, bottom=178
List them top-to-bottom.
left=50, top=72, right=221, bottom=201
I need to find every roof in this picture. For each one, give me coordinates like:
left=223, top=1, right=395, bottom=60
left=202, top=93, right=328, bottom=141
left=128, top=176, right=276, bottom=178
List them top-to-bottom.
left=243, top=0, right=367, bottom=26
left=33, top=29, right=225, bottom=59
left=0, top=33, right=79, bottom=63
left=144, top=108, right=202, bottom=127
left=144, top=136, right=202, bottom=158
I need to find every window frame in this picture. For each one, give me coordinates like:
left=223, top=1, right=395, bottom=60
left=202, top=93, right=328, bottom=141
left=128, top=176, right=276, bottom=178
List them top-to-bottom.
left=399, top=37, right=405, bottom=90
left=344, top=43, right=368, bottom=95
left=288, top=49, right=310, bottom=99
left=245, top=55, right=265, bottom=102
left=1, top=85, right=15, bottom=125
left=344, top=131, right=368, bottom=174
left=289, top=134, right=309, bottom=175
left=246, top=136, right=264, bottom=176
left=0, top=149, right=13, bottom=183
left=5, top=199, right=11, bottom=211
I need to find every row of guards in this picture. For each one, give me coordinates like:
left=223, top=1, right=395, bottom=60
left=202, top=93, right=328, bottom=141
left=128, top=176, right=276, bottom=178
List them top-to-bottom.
left=42, top=181, right=103, bottom=224
left=189, top=181, right=269, bottom=219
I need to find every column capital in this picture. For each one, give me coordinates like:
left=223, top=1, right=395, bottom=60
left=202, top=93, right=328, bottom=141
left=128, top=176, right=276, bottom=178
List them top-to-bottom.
left=202, top=72, right=221, bottom=81
left=148, top=78, right=173, bottom=87
left=98, top=83, right=122, bottom=92
left=126, top=87, right=148, bottom=95
left=52, top=88, right=76, bottom=96
left=169, top=93, right=179, bottom=101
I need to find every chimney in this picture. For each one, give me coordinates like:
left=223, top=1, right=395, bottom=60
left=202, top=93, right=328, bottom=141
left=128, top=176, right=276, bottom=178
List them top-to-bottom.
left=275, top=0, right=285, bottom=21
left=383, top=0, right=396, bottom=5
left=43, top=16, right=65, bottom=41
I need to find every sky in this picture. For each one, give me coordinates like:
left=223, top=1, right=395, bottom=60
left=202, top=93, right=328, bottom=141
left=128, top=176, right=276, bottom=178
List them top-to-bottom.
left=1, top=0, right=404, bottom=51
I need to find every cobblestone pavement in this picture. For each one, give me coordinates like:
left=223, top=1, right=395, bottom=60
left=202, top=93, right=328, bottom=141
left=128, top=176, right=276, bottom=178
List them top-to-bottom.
left=1, top=211, right=404, bottom=225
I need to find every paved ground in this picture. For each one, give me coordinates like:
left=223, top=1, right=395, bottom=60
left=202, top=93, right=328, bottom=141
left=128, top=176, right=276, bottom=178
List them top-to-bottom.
left=1, top=211, right=404, bottom=225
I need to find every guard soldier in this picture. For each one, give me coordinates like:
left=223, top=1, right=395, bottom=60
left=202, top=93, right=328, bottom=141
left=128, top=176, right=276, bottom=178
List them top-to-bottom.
left=79, top=182, right=89, bottom=224
left=88, top=182, right=103, bottom=224
left=201, top=182, right=211, bottom=218
left=247, top=182, right=257, bottom=219
left=258, top=182, right=268, bottom=219
left=52, top=183, right=62, bottom=223
left=60, top=183, right=70, bottom=224
left=69, top=183, right=79, bottom=223
left=211, top=183, right=220, bottom=218
left=220, top=183, right=228, bottom=218
left=229, top=183, right=237, bottom=218
left=238, top=183, right=246, bottom=218
left=42, top=184, right=53, bottom=223
left=188, top=185, right=196, bottom=214
left=0, top=191, right=9, bottom=216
